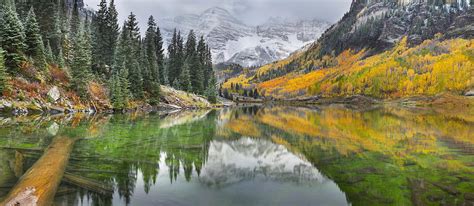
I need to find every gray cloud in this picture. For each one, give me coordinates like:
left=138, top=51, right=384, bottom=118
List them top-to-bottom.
left=83, top=0, right=352, bottom=30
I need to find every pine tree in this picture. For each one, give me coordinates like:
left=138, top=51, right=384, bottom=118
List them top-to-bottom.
left=70, top=0, right=81, bottom=41
left=92, top=0, right=108, bottom=69
left=105, top=0, right=119, bottom=66
left=0, top=2, right=26, bottom=71
left=49, top=2, right=62, bottom=56
left=24, top=7, right=46, bottom=69
left=60, top=11, right=73, bottom=66
left=125, top=12, right=140, bottom=46
left=124, top=13, right=144, bottom=99
left=144, top=16, right=158, bottom=83
left=144, top=16, right=161, bottom=104
left=84, top=17, right=94, bottom=64
left=71, top=21, right=92, bottom=98
left=111, top=23, right=133, bottom=109
left=155, top=26, right=167, bottom=85
left=167, top=29, right=179, bottom=84
left=185, top=30, right=203, bottom=94
left=197, top=36, right=209, bottom=87
left=45, top=40, right=54, bottom=63
left=140, top=40, right=153, bottom=93
left=203, top=45, right=214, bottom=89
left=56, top=46, right=65, bottom=68
left=0, top=48, right=8, bottom=94
left=129, top=58, right=143, bottom=99
left=109, top=61, right=129, bottom=110
left=179, top=62, right=192, bottom=92
left=110, top=70, right=123, bottom=109
left=205, top=71, right=217, bottom=103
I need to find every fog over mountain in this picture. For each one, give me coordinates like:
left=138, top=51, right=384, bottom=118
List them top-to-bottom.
left=82, top=0, right=352, bottom=66
left=83, top=0, right=352, bottom=29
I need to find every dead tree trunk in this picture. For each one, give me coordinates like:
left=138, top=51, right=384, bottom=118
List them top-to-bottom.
left=0, top=136, right=76, bottom=206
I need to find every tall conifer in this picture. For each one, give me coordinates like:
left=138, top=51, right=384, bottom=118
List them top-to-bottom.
left=24, top=7, right=46, bottom=69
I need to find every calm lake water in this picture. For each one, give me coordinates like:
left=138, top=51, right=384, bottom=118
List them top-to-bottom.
left=0, top=105, right=473, bottom=206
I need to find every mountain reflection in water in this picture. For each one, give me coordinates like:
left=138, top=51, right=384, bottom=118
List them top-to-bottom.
left=0, top=105, right=472, bottom=206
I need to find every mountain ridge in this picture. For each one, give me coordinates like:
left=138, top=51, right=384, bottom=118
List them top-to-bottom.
left=221, top=0, right=474, bottom=100
left=159, top=7, right=330, bottom=67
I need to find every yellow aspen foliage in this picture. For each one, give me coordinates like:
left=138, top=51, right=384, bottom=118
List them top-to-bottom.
left=225, top=37, right=474, bottom=99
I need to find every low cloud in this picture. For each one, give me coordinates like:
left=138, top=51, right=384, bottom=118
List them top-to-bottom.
left=83, top=0, right=352, bottom=30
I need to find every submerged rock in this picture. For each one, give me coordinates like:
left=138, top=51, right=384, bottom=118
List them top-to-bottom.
left=47, top=122, right=59, bottom=136
left=431, top=182, right=460, bottom=196
left=464, top=193, right=474, bottom=201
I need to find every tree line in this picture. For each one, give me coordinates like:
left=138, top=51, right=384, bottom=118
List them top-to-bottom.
left=0, top=0, right=217, bottom=110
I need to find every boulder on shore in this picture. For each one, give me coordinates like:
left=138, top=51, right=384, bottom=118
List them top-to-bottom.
left=47, top=86, right=61, bottom=102
left=465, top=90, right=474, bottom=96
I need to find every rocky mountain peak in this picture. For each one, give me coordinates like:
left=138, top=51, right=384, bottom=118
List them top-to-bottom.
left=310, top=0, right=473, bottom=59
left=160, top=7, right=330, bottom=67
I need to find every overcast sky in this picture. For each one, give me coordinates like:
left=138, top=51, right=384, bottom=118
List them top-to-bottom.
left=83, top=0, right=352, bottom=29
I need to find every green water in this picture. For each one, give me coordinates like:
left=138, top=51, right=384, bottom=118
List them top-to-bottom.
left=0, top=106, right=473, bottom=206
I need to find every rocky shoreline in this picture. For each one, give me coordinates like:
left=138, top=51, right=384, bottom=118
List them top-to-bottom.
left=0, top=85, right=217, bottom=116
left=232, top=92, right=474, bottom=108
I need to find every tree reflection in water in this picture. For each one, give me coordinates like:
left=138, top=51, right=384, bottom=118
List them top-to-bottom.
left=0, top=105, right=472, bottom=206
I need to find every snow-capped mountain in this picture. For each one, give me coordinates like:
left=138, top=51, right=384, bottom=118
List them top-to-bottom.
left=160, top=7, right=330, bottom=67
left=199, top=138, right=330, bottom=186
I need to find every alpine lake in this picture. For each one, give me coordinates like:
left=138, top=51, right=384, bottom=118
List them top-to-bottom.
left=0, top=105, right=473, bottom=206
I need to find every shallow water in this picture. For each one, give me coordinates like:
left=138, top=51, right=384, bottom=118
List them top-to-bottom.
left=0, top=105, right=473, bottom=205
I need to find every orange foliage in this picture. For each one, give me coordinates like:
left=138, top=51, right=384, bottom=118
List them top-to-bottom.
left=226, top=38, right=474, bottom=99
left=49, top=66, right=69, bottom=85
left=9, top=78, right=48, bottom=99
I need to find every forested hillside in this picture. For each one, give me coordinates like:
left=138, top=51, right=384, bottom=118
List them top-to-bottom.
left=0, top=0, right=217, bottom=114
left=222, top=0, right=474, bottom=101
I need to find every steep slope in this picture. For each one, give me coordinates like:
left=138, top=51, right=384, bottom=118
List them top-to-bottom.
left=222, top=0, right=474, bottom=100
left=160, top=7, right=330, bottom=67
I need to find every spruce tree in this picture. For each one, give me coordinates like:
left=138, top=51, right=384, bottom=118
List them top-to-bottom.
left=70, top=0, right=81, bottom=41
left=92, top=0, right=108, bottom=68
left=105, top=0, right=119, bottom=66
left=0, top=2, right=26, bottom=71
left=49, top=3, right=62, bottom=56
left=24, top=7, right=46, bottom=69
left=60, top=11, right=73, bottom=66
left=121, top=16, right=143, bottom=99
left=144, top=16, right=159, bottom=83
left=144, top=16, right=161, bottom=104
left=71, top=21, right=92, bottom=98
left=112, top=23, right=132, bottom=109
left=155, top=26, right=167, bottom=85
left=167, top=29, right=179, bottom=84
left=168, top=30, right=185, bottom=87
left=185, top=30, right=203, bottom=94
left=197, top=36, right=208, bottom=87
left=45, top=40, right=54, bottom=63
left=140, top=40, right=153, bottom=93
left=204, top=45, right=214, bottom=88
left=56, top=46, right=65, bottom=68
left=0, top=49, right=8, bottom=94
left=129, top=58, right=144, bottom=99
left=109, top=61, right=129, bottom=110
left=179, top=62, right=192, bottom=92
left=110, top=70, right=123, bottom=109
left=205, top=71, right=217, bottom=103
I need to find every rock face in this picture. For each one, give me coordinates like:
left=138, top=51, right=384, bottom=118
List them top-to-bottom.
left=311, top=0, right=473, bottom=58
left=160, top=7, right=330, bottom=67
left=47, top=86, right=61, bottom=102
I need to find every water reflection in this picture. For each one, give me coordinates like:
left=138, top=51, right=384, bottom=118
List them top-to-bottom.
left=0, top=105, right=472, bottom=206
left=200, top=138, right=327, bottom=186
